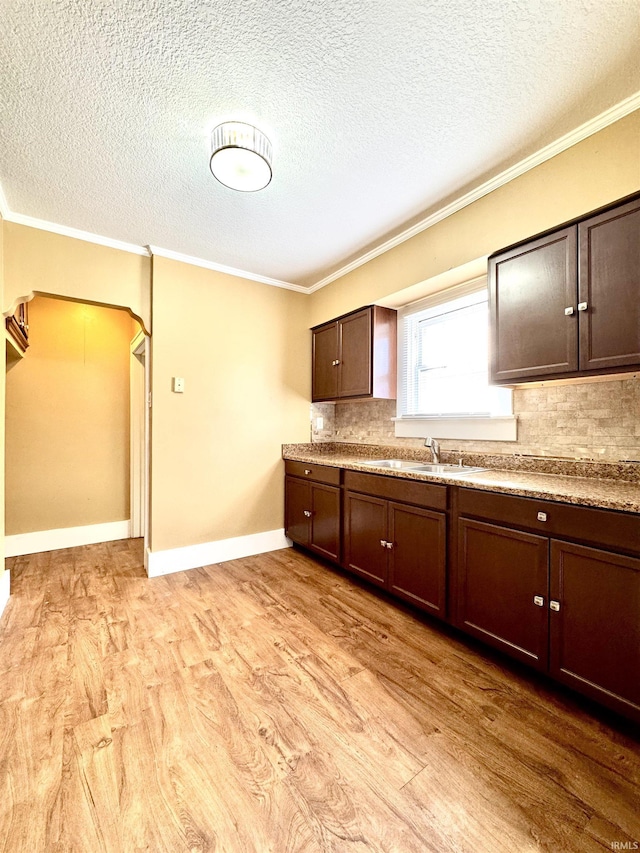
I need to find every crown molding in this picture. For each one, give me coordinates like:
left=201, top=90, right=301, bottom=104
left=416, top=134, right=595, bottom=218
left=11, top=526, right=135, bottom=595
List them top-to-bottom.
left=1, top=90, right=638, bottom=293
left=307, top=91, right=640, bottom=292
left=0, top=180, right=303, bottom=291
left=0, top=182, right=10, bottom=219
left=2, top=203, right=150, bottom=256
left=148, top=245, right=307, bottom=292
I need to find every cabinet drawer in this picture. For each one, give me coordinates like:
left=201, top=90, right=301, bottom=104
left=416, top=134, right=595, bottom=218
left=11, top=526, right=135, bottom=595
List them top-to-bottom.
left=285, top=460, right=341, bottom=486
left=344, top=470, right=447, bottom=511
left=458, top=488, right=640, bottom=556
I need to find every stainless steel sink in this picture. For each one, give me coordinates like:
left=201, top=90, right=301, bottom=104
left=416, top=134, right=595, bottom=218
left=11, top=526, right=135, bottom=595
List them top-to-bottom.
left=361, top=459, right=486, bottom=475
left=361, top=459, right=424, bottom=470
left=409, top=463, right=487, bottom=475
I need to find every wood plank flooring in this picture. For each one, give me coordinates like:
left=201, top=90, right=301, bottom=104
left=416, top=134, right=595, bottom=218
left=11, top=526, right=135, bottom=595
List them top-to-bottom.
left=0, top=539, right=639, bottom=852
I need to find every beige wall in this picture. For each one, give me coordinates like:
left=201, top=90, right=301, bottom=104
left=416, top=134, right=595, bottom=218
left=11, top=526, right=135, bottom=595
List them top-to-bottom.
left=309, top=110, right=640, bottom=326
left=0, top=213, right=5, bottom=587
left=2, top=223, right=151, bottom=332
left=149, top=256, right=310, bottom=553
left=6, top=296, right=134, bottom=535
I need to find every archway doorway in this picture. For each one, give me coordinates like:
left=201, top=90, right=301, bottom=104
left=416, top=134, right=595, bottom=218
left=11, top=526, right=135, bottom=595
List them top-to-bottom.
left=5, top=294, right=148, bottom=556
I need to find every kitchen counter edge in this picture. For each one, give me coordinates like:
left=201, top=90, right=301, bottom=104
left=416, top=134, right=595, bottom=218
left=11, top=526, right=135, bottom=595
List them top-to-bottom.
left=282, top=446, right=640, bottom=515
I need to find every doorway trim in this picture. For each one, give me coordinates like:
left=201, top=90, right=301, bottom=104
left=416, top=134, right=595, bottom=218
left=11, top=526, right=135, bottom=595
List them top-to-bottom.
left=130, top=330, right=149, bottom=546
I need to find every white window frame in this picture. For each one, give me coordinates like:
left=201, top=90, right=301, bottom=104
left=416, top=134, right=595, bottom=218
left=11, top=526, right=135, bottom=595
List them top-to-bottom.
left=394, top=279, right=517, bottom=442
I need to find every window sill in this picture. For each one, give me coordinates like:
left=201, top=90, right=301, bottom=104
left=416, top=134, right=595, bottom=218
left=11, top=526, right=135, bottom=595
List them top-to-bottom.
left=394, top=416, right=518, bottom=442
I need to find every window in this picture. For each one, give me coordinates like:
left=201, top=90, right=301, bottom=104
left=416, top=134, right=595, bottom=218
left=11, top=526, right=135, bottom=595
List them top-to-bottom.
left=395, top=281, right=516, bottom=441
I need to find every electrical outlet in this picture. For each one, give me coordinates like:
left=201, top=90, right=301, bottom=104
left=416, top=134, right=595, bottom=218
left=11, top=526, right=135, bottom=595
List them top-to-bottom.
left=172, top=377, right=185, bottom=393
left=315, top=416, right=324, bottom=431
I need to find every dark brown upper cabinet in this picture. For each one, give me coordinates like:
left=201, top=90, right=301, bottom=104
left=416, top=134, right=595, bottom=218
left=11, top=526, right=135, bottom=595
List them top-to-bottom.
left=489, top=193, right=640, bottom=384
left=578, top=197, right=640, bottom=372
left=490, top=228, right=578, bottom=383
left=311, top=306, right=397, bottom=402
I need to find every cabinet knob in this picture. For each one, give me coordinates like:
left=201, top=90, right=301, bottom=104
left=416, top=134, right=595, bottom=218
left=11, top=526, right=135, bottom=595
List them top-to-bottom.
left=577, top=302, right=588, bottom=312
left=564, top=306, right=574, bottom=316
left=334, top=359, right=340, bottom=366
left=304, top=469, right=311, bottom=475
left=303, top=510, right=312, bottom=517
left=537, top=511, right=547, bottom=522
left=380, top=539, right=388, bottom=548
left=385, top=541, right=394, bottom=550
left=533, top=595, right=545, bottom=607
left=550, top=600, right=561, bottom=612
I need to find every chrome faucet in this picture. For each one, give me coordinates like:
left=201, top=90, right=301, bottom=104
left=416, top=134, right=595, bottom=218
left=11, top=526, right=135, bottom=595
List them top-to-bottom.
left=424, top=436, right=441, bottom=463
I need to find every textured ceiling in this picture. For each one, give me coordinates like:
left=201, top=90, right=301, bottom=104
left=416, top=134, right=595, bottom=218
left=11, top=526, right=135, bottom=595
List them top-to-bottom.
left=1, top=0, right=639, bottom=287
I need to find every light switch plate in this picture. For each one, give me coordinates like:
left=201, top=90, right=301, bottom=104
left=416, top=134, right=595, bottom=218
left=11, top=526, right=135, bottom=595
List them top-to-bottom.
left=172, top=377, right=185, bottom=393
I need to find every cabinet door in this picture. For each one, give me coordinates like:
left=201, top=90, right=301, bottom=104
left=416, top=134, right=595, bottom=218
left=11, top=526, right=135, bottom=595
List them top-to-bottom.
left=578, top=197, right=640, bottom=372
left=489, top=227, right=578, bottom=382
left=338, top=309, right=372, bottom=398
left=312, top=322, right=339, bottom=401
left=284, top=476, right=310, bottom=547
left=309, top=483, right=341, bottom=562
left=343, top=491, right=388, bottom=587
left=388, top=502, right=446, bottom=618
left=456, top=518, right=549, bottom=670
left=550, top=540, right=640, bottom=722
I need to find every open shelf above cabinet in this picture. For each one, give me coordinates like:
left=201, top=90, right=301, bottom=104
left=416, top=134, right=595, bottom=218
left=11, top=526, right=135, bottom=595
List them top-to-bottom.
left=5, top=302, right=29, bottom=363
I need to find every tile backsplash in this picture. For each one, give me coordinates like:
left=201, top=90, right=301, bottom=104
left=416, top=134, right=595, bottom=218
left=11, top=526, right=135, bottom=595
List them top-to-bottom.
left=311, top=376, right=640, bottom=462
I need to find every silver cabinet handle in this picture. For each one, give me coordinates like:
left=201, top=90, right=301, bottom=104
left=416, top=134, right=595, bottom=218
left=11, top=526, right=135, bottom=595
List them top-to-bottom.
left=578, top=302, right=588, bottom=311
left=564, top=306, right=574, bottom=316
left=334, top=359, right=340, bottom=365
left=304, top=469, right=311, bottom=475
left=303, top=510, right=312, bottom=517
left=537, top=512, right=547, bottom=522
left=380, top=539, right=387, bottom=548
left=385, top=541, right=394, bottom=550
left=533, top=595, right=545, bottom=607
left=550, top=600, right=561, bottom=612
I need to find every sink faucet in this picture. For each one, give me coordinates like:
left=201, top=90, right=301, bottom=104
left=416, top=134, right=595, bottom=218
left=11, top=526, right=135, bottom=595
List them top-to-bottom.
left=424, top=437, right=441, bottom=463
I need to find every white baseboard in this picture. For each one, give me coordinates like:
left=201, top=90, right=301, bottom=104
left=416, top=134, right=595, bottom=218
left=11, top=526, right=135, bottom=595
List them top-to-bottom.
left=4, top=520, right=131, bottom=557
left=147, top=528, right=290, bottom=578
left=0, top=570, right=10, bottom=621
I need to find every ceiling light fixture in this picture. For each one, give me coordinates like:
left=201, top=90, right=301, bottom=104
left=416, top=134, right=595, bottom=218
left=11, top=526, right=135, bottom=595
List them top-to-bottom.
left=209, top=122, right=273, bottom=192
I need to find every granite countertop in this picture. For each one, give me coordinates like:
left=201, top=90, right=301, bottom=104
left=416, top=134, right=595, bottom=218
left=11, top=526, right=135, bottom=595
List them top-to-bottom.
left=282, top=443, right=640, bottom=515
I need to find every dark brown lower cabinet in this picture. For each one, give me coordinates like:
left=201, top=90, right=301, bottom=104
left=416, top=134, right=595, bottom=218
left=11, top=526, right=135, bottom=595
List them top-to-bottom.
left=284, top=466, right=640, bottom=722
left=285, top=476, right=341, bottom=562
left=344, top=488, right=447, bottom=618
left=456, top=490, right=640, bottom=723
left=343, top=491, right=388, bottom=586
left=388, top=502, right=446, bottom=615
left=456, top=518, right=549, bottom=670
left=549, top=540, right=640, bottom=720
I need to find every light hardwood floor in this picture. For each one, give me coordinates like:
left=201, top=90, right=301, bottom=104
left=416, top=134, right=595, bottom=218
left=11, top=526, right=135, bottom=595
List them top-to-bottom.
left=0, top=539, right=639, bottom=852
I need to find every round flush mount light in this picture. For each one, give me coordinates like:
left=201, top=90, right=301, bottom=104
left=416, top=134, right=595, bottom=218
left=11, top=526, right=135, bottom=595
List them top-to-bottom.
left=209, top=122, right=272, bottom=192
